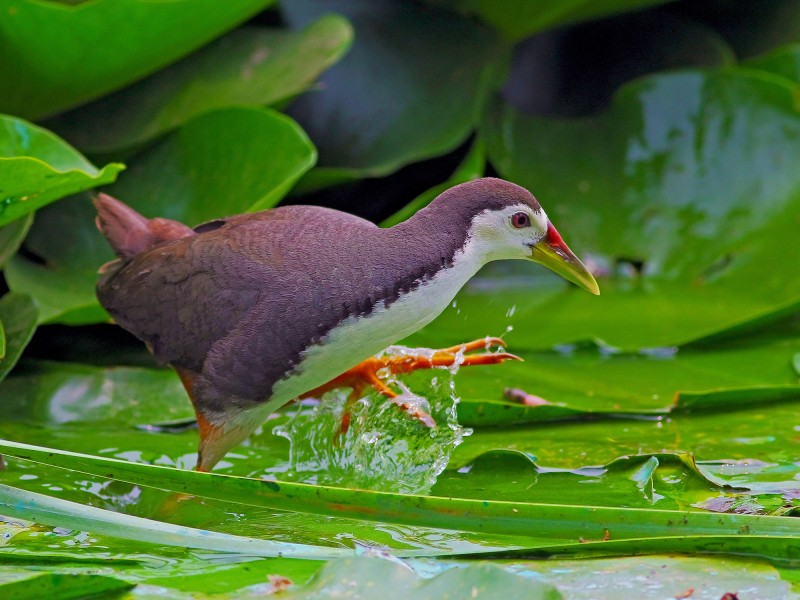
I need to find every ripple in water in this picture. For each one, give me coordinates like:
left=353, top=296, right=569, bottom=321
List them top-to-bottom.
left=271, top=346, right=473, bottom=494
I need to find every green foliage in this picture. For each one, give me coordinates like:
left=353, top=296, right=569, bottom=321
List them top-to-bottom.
left=0, top=0, right=275, bottom=119
left=2, top=0, right=800, bottom=596
left=284, top=0, right=507, bottom=184
left=45, top=15, right=353, bottom=155
left=0, top=115, right=122, bottom=226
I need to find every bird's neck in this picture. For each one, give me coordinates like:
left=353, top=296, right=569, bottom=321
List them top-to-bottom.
left=380, top=214, right=487, bottom=300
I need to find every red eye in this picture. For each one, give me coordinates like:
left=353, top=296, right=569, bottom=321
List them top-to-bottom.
left=511, top=212, right=531, bottom=228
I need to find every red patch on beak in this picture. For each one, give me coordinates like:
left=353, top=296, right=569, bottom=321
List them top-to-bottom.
left=546, top=222, right=567, bottom=250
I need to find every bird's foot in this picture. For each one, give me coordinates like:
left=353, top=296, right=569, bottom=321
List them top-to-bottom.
left=305, top=337, right=520, bottom=435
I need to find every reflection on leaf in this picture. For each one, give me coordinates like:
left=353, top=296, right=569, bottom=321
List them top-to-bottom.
left=477, top=68, right=800, bottom=349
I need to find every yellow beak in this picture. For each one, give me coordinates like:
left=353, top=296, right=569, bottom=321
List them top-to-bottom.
left=530, top=222, right=600, bottom=295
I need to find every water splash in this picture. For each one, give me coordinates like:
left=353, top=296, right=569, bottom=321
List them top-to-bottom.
left=271, top=348, right=472, bottom=494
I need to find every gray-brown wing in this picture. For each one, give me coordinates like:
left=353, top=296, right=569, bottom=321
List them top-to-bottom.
left=97, top=205, right=379, bottom=375
left=97, top=222, right=278, bottom=372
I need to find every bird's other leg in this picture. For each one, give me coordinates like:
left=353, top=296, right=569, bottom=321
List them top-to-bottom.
left=302, top=337, right=520, bottom=433
left=174, top=367, right=257, bottom=472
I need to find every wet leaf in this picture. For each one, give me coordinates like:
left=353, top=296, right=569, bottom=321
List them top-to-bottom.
left=0, top=0, right=274, bottom=119
left=283, top=0, right=506, bottom=182
left=46, top=15, right=353, bottom=155
left=477, top=68, right=800, bottom=349
left=4, top=107, right=315, bottom=324
left=0, top=115, right=123, bottom=226
left=0, top=361, right=190, bottom=426
left=5, top=439, right=800, bottom=559
left=0, top=483, right=352, bottom=559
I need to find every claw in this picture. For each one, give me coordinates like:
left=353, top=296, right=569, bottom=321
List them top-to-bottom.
left=303, top=337, right=520, bottom=434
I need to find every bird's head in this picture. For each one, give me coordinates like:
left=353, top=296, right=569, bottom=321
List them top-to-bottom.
left=427, top=178, right=599, bottom=295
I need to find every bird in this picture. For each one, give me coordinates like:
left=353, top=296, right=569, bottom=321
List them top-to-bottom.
left=94, top=178, right=599, bottom=472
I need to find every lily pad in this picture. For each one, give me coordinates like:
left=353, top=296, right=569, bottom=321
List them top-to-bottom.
left=0, top=0, right=275, bottom=119
left=283, top=0, right=506, bottom=182
left=45, top=15, right=353, bottom=155
left=478, top=68, right=800, bottom=349
left=5, top=107, right=316, bottom=324
left=0, top=115, right=123, bottom=226
left=0, top=294, right=38, bottom=383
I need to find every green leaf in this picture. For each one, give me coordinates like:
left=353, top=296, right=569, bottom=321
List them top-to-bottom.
left=0, top=0, right=275, bottom=119
left=283, top=0, right=506, bottom=181
left=467, top=0, right=677, bottom=41
left=45, top=15, right=353, bottom=155
left=479, top=68, right=800, bottom=349
left=5, top=107, right=316, bottom=324
left=105, top=107, right=316, bottom=222
left=0, top=115, right=123, bottom=226
left=0, top=214, right=32, bottom=270
left=0, top=294, right=38, bottom=383
left=448, top=322, right=800, bottom=425
left=6, top=439, right=800, bottom=558
left=0, top=483, right=352, bottom=559
left=282, top=557, right=562, bottom=599
left=0, top=572, right=134, bottom=600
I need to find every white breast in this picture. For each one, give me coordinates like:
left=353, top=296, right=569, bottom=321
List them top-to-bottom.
left=268, top=242, right=486, bottom=405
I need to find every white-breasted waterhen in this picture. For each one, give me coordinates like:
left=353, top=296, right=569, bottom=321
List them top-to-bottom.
left=95, top=178, right=599, bottom=471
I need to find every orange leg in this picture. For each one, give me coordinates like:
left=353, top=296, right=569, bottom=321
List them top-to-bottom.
left=303, top=338, right=521, bottom=433
left=174, top=366, right=241, bottom=472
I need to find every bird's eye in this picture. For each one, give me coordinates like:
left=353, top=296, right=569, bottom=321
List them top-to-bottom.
left=511, top=212, right=531, bottom=228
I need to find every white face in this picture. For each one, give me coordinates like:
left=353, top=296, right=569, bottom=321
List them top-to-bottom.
left=465, top=203, right=550, bottom=262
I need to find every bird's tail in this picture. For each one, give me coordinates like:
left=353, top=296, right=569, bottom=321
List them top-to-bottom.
left=94, top=193, right=195, bottom=262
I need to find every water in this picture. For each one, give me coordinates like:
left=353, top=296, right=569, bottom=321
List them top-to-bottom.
left=271, top=346, right=472, bottom=494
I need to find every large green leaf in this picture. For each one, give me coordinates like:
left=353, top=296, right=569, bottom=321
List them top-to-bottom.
left=0, top=0, right=274, bottom=119
left=283, top=0, right=506, bottom=182
left=45, top=15, right=353, bottom=155
left=478, top=68, right=800, bottom=350
left=4, top=107, right=316, bottom=324
left=0, top=115, right=123, bottom=226
left=0, top=294, right=38, bottom=383
left=5, top=440, right=800, bottom=556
